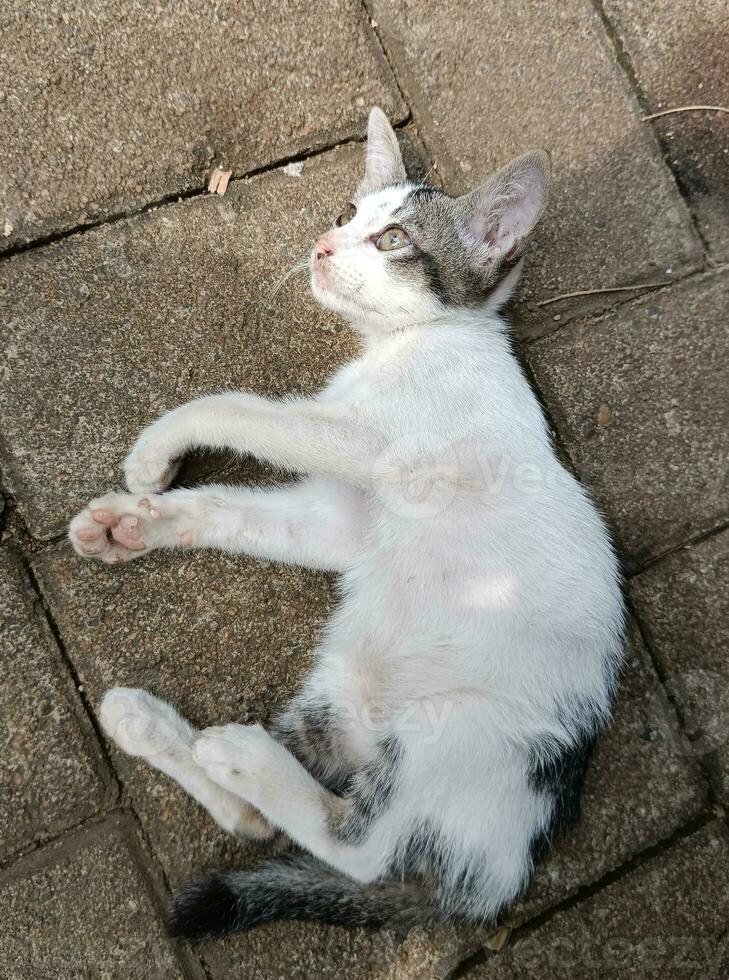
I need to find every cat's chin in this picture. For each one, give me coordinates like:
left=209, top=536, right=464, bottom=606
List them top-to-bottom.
left=309, top=275, right=359, bottom=322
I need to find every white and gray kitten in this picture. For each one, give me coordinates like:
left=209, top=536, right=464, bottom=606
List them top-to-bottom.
left=69, top=107, right=624, bottom=940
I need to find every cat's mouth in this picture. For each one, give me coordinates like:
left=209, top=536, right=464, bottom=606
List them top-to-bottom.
left=309, top=255, right=379, bottom=320
left=310, top=255, right=335, bottom=291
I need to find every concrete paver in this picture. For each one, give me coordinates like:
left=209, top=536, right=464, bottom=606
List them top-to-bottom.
left=0, top=0, right=404, bottom=250
left=369, top=0, right=701, bottom=334
left=604, top=0, right=729, bottom=260
left=0, top=145, right=364, bottom=540
left=526, top=271, right=729, bottom=567
left=631, top=529, right=729, bottom=806
left=0, top=550, right=110, bottom=862
left=0, top=815, right=190, bottom=979
left=468, top=822, right=729, bottom=979
left=204, top=920, right=401, bottom=980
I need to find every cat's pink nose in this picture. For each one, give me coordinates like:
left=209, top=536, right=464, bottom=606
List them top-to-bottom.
left=314, top=236, right=335, bottom=261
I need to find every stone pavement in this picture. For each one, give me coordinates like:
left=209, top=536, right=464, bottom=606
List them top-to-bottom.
left=1, top=1, right=727, bottom=977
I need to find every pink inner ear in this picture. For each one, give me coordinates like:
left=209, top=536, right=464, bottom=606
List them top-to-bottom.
left=471, top=167, right=544, bottom=258
left=469, top=214, right=500, bottom=249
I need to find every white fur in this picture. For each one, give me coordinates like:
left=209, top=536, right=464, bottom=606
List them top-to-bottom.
left=71, top=109, right=623, bottom=921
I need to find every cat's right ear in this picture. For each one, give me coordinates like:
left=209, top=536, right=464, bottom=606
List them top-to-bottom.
left=357, top=107, right=407, bottom=197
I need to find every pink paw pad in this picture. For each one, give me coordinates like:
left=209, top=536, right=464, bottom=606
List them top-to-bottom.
left=111, top=514, right=146, bottom=550
left=77, top=527, right=102, bottom=542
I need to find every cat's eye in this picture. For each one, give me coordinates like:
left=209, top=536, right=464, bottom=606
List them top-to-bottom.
left=336, top=203, right=357, bottom=226
left=375, top=226, right=411, bottom=251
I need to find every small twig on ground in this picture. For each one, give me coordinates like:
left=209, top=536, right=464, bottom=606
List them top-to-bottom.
left=642, top=105, right=729, bottom=121
left=536, top=282, right=670, bottom=307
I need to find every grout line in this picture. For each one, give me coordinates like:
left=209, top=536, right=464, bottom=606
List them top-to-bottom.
left=361, top=0, right=411, bottom=115
left=361, top=0, right=456, bottom=193
left=589, top=0, right=713, bottom=259
left=0, top=125, right=408, bottom=265
left=520, top=260, right=729, bottom=348
left=627, top=518, right=729, bottom=579
left=23, top=557, right=121, bottom=784
left=627, top=590, right=724, bottom=802
left=119, top=806, right=210, bottom=980
left=0, top=807, right=121, bottom=875
left=450, top=809, right=717, bottom=978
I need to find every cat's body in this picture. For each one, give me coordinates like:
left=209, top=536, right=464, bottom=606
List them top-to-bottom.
left=69, top=109, right=624, bottom=940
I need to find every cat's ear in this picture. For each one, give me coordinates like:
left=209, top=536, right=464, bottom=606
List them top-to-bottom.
left=357, top=107, right=407, bottom=196
left=456, top=150, right=550, bottom=271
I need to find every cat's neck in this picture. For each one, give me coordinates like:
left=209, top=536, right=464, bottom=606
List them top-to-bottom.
left=351, top=306, right=505, bottom=351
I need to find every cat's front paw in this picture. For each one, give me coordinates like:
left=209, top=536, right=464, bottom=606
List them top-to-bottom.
left=123, top=437, right=181, bottom=494
left=68, top=491, right=190, bottom=563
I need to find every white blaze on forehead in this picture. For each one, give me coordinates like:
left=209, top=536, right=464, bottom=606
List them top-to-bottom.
left=355, top=184, right=414, bottom=233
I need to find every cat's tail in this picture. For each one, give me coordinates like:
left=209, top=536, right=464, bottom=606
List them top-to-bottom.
left=168, top=853, right=434, bottom=941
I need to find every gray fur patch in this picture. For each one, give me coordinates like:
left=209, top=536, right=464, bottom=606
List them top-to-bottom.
left=389, top=188, right=504, bottom=307
left=271, top=700, right=353, bottom=794
left=334, top=733, right=402, bottom=845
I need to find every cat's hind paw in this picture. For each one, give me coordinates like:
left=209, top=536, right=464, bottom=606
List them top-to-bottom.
left=99, top=687, right=193, bottom=759
left=193, top=724, right=280, bottom=801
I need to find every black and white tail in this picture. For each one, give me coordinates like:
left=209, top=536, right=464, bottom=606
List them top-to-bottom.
left=168, top=853, right=433, bottom=942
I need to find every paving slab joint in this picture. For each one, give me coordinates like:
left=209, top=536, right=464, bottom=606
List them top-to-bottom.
left=362, top=0, right=414, bottom=123
left=589, top=0, right=712, bottom=260
left=0, top=126, right=405, bottom=267
left=22, top=557, right=122, bottom=802
left=627, top=591, right=728, bottom=805
left=115, top=809, right=209, bottom=980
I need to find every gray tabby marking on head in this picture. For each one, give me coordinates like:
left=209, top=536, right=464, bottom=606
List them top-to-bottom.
left=359, top=107, right=550, bottom=308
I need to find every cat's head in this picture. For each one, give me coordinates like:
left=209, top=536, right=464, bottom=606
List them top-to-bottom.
left=310, top=107, right=550, bottom=332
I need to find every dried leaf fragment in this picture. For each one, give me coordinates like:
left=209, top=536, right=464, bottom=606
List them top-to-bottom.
left=208, top=165, right=233, bottom=195
left=484, top=926, right=511, bottom=952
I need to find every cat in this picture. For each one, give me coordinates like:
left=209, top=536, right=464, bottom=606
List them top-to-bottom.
left=68, top=107, right=624, bottom=941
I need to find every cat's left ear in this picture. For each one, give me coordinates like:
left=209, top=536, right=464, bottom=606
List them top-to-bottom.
left=357, top=107, right=407, bottom=196
left=457, top=150, right=551, bottom=271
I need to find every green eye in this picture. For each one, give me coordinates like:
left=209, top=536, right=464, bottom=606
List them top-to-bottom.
left=336, top=203, right=357, bottom=226
left=376, top=226, right=411, bottom=251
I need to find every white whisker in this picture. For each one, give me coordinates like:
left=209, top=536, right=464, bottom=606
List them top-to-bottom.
left=267, top=256, right=310, bottom=306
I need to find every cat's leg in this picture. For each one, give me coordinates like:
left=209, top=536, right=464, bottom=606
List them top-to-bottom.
left=122, top=392, right=380, bottom=494
left=68, top=477, right=367, bottom=570
left=269, top=686, right=357, bottom=794
left=98, top=687, right=274, bottom=839
left=192, top=722, right=398, bottom=883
